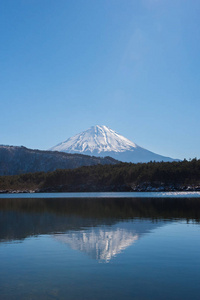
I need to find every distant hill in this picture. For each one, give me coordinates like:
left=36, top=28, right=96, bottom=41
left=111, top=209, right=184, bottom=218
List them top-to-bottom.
left=50, top=125, right=178, bottom=163
left=0, top=145, right=118, bottom=175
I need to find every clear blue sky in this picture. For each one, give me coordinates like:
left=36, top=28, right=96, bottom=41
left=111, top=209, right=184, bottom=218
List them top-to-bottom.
left=1, top=0, right=200, bottom=160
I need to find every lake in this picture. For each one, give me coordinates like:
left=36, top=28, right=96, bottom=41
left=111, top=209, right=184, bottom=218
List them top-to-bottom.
left=1, top=191, right=200, bottom=198
left=0, top=195, right=200, bottom=299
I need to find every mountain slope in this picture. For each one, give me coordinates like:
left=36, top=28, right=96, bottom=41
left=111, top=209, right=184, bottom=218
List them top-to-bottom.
left=50, top=125, right=177, bottom=163
left=51, top=125, right=137, bottom=153
left=0, top=145, right=118, bottom=175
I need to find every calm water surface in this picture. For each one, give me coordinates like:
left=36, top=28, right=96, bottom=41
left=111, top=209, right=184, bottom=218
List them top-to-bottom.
left=1, top=191, right=200, bottom=198
left=0, top=196, right=200, bottom=299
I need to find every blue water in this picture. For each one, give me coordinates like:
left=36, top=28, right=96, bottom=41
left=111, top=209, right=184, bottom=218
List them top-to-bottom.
left=1, top=191, right=200, bottom=198
left=0, top=197, right=200, bottom=299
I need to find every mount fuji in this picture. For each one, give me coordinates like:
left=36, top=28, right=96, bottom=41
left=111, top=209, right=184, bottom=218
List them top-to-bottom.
left=50, top=125, right=177, bottom=163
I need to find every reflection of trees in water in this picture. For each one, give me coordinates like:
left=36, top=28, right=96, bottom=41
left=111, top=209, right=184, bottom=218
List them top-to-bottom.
left=0, top=197, right=200, bottom=243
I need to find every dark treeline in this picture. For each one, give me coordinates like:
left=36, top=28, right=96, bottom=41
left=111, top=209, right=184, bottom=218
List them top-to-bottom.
left=0, top=158, right=200, bottom=192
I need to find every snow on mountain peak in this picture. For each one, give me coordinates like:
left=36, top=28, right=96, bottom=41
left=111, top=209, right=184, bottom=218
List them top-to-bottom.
left=50, top=125, right=137, bottom=154
left=50, top=125, right=178, bottom=163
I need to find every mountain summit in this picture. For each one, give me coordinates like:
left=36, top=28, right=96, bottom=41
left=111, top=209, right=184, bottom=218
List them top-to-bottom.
left=50, top=125, right=177, bottom=163
left=51, top=125, right=137, bottom=154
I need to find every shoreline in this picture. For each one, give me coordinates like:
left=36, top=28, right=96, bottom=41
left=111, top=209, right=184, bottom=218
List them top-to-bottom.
left=1, top=184, right=200, bottom=194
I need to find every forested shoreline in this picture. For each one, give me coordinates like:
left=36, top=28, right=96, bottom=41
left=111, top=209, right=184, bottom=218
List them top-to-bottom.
left=0, top=158, right=200, bottom=193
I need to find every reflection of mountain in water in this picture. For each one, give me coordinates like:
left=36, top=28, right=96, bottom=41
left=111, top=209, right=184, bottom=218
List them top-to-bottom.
left=0, top=197, right=199, bottom=248
left=54, top=220, right=162, bottom=262
left=55, top=227, right=138, bottom=262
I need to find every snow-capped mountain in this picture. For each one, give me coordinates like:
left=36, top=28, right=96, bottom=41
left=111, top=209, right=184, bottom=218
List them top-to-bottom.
left=50, top=125, right=177, bottom=163
left=51, top=125, right=137, bottom=154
